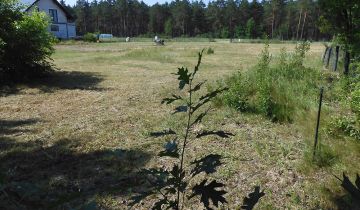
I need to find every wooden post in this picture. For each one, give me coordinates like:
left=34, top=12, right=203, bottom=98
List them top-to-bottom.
left=322, top=46, right=329, bottom=64
left=333, top=46, right=340, bottom=71
left=326, top=47, right=332, bottom=68
left=344, top=51, right=350, bottom=75
left=313, top=87, right=324, bottom=159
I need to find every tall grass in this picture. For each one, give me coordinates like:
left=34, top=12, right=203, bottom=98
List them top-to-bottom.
left=219, top=41, right=322, bottom=123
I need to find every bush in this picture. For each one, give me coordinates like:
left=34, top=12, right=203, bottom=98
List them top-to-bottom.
left=0, top=0, right=55, bottom=84
left=83, top=33, right=97, bottom=42
left=221, top=41, right=321, bottom=122
left=206, top=47, right=214, bottom=54
left=327, top=62, right=360, bottom=140
left=351, top=88, right=360, bottom=116
left=329, top=115, right=360, bottom=140
left=302, top=142, right=338, bottom=169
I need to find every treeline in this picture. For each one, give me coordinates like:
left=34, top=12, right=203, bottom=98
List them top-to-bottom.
left=61, top=0, right=331, bottom=40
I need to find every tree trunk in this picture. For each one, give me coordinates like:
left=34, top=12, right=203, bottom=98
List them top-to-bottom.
left=296, top=9, right=302, bottom=40
left=271, top=10, right=275, bottom=38
left=300, top=11, right=307, bottom=40
left=123, top=19, right=126, bottom=36
left=183, top=19, right=185, bottom=35
left=344, top=51, right=351, bottom=75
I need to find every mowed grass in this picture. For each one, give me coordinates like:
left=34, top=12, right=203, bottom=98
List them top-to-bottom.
left=2, top=41, right=350, bottom=209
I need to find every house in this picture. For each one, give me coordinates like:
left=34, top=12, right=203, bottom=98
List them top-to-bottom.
left=21, top=0, right=76, bottom=39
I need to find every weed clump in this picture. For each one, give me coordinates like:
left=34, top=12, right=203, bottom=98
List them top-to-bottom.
left=83, top=33, right=97, bottom=42
left=220, top=41, right=321, bottom=123
left=207, top=47, right=215, bottom=54
left=301, top=142, right=338, bottom=171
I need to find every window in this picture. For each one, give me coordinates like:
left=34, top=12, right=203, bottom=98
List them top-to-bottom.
left=49, top=9, right=58, bottom=23
left=51, top=25, right=59, bottom=31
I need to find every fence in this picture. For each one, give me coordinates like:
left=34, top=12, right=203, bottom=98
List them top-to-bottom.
left=322, top=45, right=350, bottom=74
left=322, top=45, right=339, bottom=71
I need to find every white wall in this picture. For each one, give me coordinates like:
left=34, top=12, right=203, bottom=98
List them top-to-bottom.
left=28, top=0, right=76, bottom=39
left=34, top=0, right=68, bottom=23
left=67, top=23, right=76, bottom=38
left=49, top=24, right=65, bottom=38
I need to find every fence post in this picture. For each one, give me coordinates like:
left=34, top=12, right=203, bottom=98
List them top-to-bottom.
left=322, top=46, right=329, bottom=64
left=333, top=46, right=340, bottom=71
left=326, top=47, right=332, bottom=68
left=344, top=51, right=350, bottom=75
left=313, top=87, right=324, bottom=159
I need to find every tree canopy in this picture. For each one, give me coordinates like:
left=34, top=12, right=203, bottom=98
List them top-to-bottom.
left=66, top=0, right=331, bottom=40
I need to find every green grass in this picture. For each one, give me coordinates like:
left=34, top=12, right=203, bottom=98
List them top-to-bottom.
left=1, top=41, right=359, bottom=209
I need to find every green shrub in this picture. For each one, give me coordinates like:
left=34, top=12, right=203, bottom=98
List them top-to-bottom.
left=0, top=0, right=56, bottom=84
left=220, top=27, right=230, bottom=38
left=83, top=33, right=97, bottom=42
left=221, top=41, right=321, bottom=122
left=206, top=47, right=214, bottom=54
left=327, top=62, right=360, bottom=140
left=350, top=64, right=360, bottom=117
left=351, top=88, right=360, bottom=116
left=329, top=115, right=360, bottom=140
left=299, top=139, right=338, bottom=174
left=303, top=142, right=338, bottom=169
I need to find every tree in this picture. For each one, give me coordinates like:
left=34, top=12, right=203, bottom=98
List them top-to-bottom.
left=0, top=0, right=55, bottom=84
left=67, top=0, right=332, bottom=40
left=74, top=0, right=92, bottom=34
left=171, top=0, right=192, bottom=36
left=191, top=0, right=207, bottom=36
left=206, top=0, right=226, bottom=37
left=225, top=0, right=238, bottom=37
left=239, top=0, right=250, bottom=26
left=249, top=0, right=264, bottom=38
left=263, top=0, right=285, bottom=39
left=318, top=0, right=360, bottom=74
left=149, top=3, right=170, bottom=34
left=246, top=17, right=255, bottom=39
left=164, top=18, right=173, bottom=36
left=235, top=24, right=245, bottom=38
left=220, top=27, right=229, bottom=38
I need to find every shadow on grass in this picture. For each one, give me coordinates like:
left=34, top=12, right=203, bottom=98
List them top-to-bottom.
left=0, top=70, right=105, bottom=96
left=0, top=119, right=40, bottom=135
left=0, top=120, right=151, bottom=209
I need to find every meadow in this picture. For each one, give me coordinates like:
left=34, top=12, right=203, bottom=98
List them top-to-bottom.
left=1, top=41, right=358, bottom=209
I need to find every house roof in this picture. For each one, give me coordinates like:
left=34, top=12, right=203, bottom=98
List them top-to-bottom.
left=22, top=0, right=74, bottom=21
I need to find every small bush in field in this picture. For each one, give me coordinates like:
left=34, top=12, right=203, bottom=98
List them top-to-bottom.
left=83, top=33, right=97, bottom=42
left=221, top=41, right=320, bottom=123
left=207, top=47, right=214, bottom=54
left=303, top=142, right=338, bottom=168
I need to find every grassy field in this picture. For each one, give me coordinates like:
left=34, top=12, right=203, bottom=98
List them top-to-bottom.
left=1, top=41, right=358, bottom=209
